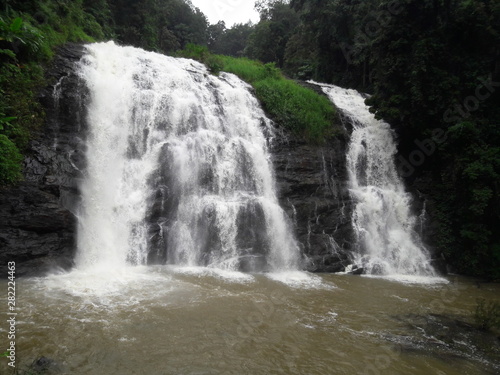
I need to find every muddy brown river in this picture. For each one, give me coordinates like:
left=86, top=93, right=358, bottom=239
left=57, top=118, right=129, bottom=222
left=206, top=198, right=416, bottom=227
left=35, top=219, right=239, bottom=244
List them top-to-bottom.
left=1, top=268, right=499, bottom=374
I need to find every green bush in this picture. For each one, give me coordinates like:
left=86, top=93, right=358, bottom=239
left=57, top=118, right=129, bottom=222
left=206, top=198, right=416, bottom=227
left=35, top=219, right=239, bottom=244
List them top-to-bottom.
left=0, top=4, right=100, bottom=185
left=0, top=15, right=45, bottom=61
left=177, top=43, right=210, bottom=61
left=177, top=44, right=224, bottom=75
left=205, top=55, right=224, bottom=75
left=218, top=56, right=278, bottom=82
left=221, top=56, right=336, bottom=142
left=1, top=62, right=45, bottom=140
left=254, top=78, right=335, bottom=141
left=0, top=134, right=23, bottom=185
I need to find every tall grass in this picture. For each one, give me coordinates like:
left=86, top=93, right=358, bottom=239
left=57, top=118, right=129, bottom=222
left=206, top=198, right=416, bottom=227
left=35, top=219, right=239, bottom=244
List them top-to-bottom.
left=178, top=45, right=338, bottom=143
left=218, top=56, right=281, bottom=82
left=254, top=78, right=336, bottom=141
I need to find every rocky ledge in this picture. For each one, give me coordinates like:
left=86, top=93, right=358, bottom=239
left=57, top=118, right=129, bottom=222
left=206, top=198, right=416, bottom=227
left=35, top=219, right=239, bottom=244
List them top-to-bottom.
left=0, top=43, right=87, bottom=277
left=271, top=130, right=355, bottom=272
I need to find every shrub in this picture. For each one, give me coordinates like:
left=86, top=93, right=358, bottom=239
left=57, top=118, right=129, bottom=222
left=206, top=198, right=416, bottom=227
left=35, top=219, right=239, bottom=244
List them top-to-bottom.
left=177, top=43, right=210, bottom=61
left=177, top=44, right=224, bottom=75
left=205, top=55, right=224, bottom=75
left=218, top=56, right=277, bottom=83
left=254, top=78, right=335, bottom=141
left=0, top=134, right=23, bottom=185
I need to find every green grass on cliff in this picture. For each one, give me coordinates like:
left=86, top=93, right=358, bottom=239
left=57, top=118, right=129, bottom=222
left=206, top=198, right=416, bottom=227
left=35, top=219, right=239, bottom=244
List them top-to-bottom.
left=0, top=1, right=105, bottom=185
left=178, top=44, right=338, bottom=143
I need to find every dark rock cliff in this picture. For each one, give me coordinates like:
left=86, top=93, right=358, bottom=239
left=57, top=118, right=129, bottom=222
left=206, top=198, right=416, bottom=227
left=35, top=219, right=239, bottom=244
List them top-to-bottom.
left=0, top=44, right=88, bottom=277
left=271, top=131, right=355, bottom=272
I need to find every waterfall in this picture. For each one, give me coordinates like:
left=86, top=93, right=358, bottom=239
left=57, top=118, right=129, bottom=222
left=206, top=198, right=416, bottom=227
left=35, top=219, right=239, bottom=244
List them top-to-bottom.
left=75, top=42, right=300, bottom=273
left=313, top=82, right=435, bottom=277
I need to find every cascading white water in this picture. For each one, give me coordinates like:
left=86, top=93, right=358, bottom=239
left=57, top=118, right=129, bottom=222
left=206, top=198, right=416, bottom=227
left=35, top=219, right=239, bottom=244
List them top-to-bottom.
left=76, top=42, right=300, bottom=272
left=312, top=82, right=435, bottom=277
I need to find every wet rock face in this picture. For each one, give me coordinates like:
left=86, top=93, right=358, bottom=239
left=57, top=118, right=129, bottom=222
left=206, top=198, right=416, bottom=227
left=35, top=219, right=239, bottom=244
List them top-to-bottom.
left=0, top=43, right=88, bottom=277
left=271, top=132, right=355, bottom=272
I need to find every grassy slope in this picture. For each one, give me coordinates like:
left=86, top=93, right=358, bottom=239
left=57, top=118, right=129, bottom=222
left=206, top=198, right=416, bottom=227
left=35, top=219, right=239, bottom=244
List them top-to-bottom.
left=179, top=44, right=339, bottom=143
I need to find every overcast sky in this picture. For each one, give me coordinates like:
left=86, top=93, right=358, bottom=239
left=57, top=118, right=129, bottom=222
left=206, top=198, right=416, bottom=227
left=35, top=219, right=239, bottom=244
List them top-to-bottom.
left=190, top=0, right=260, bottom=26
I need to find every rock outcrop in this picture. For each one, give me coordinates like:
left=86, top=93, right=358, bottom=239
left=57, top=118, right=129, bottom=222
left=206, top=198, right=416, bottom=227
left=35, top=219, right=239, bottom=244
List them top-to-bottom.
left=0, top=43, right=87, bottom=277
left=271, top=130, right=355, bottom=272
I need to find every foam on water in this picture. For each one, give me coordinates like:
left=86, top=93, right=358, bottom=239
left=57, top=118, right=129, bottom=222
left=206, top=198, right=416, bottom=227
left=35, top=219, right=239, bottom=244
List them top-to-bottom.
left=168, top=265, right=255, bottom=283
left=33, top=266, right=174, bottom=299
left=266, top=271, right=335, bottom=289
left=362, top=274, right=450, bottom=285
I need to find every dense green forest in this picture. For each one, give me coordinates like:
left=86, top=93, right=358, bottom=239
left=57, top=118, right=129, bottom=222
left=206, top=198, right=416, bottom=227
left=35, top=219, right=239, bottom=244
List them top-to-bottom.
left=0, top=0, right=499, bottom=279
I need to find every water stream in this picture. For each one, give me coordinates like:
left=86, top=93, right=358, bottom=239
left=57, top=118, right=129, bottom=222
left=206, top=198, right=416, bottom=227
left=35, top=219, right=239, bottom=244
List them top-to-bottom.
left=76, top=42, right=300, bottom=272
left=312, top=82, right=436, bottom=279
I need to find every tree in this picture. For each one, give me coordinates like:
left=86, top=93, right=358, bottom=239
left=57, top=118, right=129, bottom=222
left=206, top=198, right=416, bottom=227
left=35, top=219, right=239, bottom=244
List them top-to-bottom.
left=108, top=0, right=208, bottom=53
left=246, top=1, right=299, bottom=67
left=207, top=20, right=226, bottom=51
left=209, top=22, right=254, bottom=57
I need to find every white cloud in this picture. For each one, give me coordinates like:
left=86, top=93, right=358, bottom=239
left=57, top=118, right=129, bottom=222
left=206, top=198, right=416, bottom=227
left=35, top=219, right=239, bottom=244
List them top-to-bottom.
left=190, top=0, right=260, bottom=26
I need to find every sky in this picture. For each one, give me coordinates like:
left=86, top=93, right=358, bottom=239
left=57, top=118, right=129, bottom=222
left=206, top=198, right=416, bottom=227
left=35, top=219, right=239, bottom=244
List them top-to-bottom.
left=190, top=0, right=260, bottom=27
